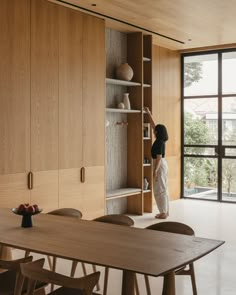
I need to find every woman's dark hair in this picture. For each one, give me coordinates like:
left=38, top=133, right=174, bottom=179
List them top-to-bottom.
left=154, top=124, right=168, bottom=141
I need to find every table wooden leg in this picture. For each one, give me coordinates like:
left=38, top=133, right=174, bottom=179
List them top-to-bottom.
left=0, top=246, right=12, bottom=273
left=0, top=246, right=12, bottom=260
left=122, top=270, right=135, bottom=295
left=162, top=271, right=176, bottom=295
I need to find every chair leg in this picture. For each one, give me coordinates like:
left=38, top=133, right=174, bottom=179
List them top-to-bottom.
left=25, top=250, right=30, bottom=258
left=47, top=255, right=53, bottom=271
left=50, top=257, right=57, bottom=292
left=70, top=260, right=78, bottom=277
left=81, top=262, right=87, bottom=275
left=189, top=263, right=197, bottom=295
left=92, top=264, right=100, bottom=291
left=103, top=267, right=109, bottom=295
left=134, top=274, right=140, bottom=295
left=144, top=275, right=151, bottom=295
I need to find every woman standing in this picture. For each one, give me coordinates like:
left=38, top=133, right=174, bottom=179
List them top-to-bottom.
left=144, top=107, right=169, bottom=219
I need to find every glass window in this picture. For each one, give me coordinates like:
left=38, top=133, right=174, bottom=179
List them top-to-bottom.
left=222, top=52, right=236, bottom=95
left=184, top=54, right=218, bottom=96
left=222, top=97, right=236, bottom=146
left=184, top=98, right=218, bottom=145
left=184, top=157, right=217, bottom=200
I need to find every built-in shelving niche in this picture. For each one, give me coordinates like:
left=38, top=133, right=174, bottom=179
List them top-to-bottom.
left=106, top=28, right=143, bottom=214
left=106, top=28, right=129, bottom=214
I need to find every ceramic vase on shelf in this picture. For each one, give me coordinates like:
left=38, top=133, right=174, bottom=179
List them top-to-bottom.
left=115, top=63, right=134, bottom=81
left=123, top=93, right=131, bottom=110
left=118, top=102, right=125, bottom=109
left=144, top=177, right=149, bottom=190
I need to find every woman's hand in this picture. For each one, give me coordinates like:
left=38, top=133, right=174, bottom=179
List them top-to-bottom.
left=144, top=106, right=151, bottom=114
left=153, top=169, right=158, bottom=180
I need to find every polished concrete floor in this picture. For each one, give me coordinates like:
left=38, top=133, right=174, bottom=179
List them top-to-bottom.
left=13, top=199, right=236, bottom=294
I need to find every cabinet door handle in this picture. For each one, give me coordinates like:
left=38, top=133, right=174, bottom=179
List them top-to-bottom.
left=80, top=167, right=85, bottom=183
left=28, top=172, right=33, bottom=190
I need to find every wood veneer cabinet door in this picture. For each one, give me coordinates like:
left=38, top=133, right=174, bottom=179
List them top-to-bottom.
left=0, top=0, right=30, bottom=175
left=30, top=0, right=59, bottom=210
left=31, top=0, right=59, bottom=172
left=58, top=6, right=83, bottom=169
left=57, top=7, right=83, bottom=212
left=82, top=14, right=105, bottom=167
left=81, top=15, right=105, bottom=218
left=81, top=166, right=105, bottom=220
left=59, top=168, right=84, bottom=211
left=30, top=170, right=58, bottom=212
left=0, top=173, right=30, bottom=207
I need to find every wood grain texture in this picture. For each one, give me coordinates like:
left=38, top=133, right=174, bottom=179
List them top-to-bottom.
left=0, top=0, right=30, bottom=174
left=31, top=0, right=59, bottom=171
left=49, top=0, right=236, bottom=50
left=58, top=5, right=83, bottom=169
left=82, top=14, right=105, bottom=167
left=126, top=33, right=143, bottom=214
left=143, top=35, right=153, bottom=213
left=152, top=45, right=181, bottom=200
left=81, top=166, right=105, bottom=220
left=59, top=167, right=105, bottom=220
left=59, top=168, right=84, bottom=211
left=30, top=170, right=59, bottom=212
left=0, top=173, right=30, bottom=207
left=127, top=193, right=143, bottom=215
left=0, top=208, right=224, bottom=277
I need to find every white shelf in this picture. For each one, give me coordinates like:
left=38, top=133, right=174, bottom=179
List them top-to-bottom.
left=143, top=57, right=151, bottom=62
left=106, top=78, right=141, bottom=86
left=143, top=84, right=151, bottom=88
left=106, top=108, right=141, bottom=113
left=143, top=137, right=151, bottom=140
left=143, top=163, right=151, bottom=166
left=106, top=188, right=142, bottom=200
left=143, top=189, right=151, bottom=193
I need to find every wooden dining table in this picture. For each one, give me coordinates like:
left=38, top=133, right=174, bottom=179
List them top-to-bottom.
left=0, top=208, right=224, bottom=295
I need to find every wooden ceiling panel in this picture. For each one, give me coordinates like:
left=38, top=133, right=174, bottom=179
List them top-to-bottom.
left=50, top=0, right=236, bottom=50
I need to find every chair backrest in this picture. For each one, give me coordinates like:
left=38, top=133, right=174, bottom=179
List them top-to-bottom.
left=48, top=208, right=83, bottom=219
left=94, top=214, right=134, bottom=227
left=146, top=221, right=195, bottom=236
left=0, top=255, right=33, bottom=272
left=0, top=256, right=34, bottom=295
left=20, top=260, right=100, bottom=295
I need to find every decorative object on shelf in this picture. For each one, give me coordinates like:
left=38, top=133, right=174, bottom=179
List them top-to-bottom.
left=115, top=63, right=134, bottom=81
left=123, top=93, right=131, bottom=110
left=118, top=102, right=125, bottom=109
left=116, top=121, right=128, bottom=127
left=143, top=123, right=150, bottom=138
left=144, top=157, right=150, bottom=164
left=144, top=177, right=149, bottom=190
left=12, top=205, right=42, bottom=228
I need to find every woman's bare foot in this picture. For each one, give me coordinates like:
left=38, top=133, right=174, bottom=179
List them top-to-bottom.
left=155, top=213, right=168, bottom=219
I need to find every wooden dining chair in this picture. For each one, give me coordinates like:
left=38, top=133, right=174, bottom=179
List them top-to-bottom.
left=25, top=208, right=85, bottom=290
left=71, top=214, right=135, bottom=294
left=93, top=215, right=136, bottom=295
left=145, top=221, right=197, bottom=295
left=0, top=256, right=47, bottom=295
left=20, top=258, right=100, bottom=295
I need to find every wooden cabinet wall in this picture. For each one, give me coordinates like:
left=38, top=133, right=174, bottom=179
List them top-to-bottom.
left=0, top=0, right=105, bottom=218
left=0, top=0, right=31, bottom=207
left=58, top=8, right=105, bottom=219
left=152, top=45, right=181, bottom=200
